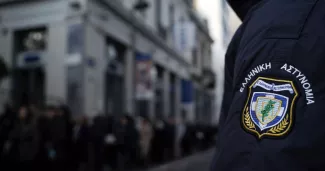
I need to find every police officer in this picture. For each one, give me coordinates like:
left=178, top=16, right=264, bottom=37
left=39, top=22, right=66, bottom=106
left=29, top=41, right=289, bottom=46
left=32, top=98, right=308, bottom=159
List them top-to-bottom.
left=211, top=0, right=325, bottom=170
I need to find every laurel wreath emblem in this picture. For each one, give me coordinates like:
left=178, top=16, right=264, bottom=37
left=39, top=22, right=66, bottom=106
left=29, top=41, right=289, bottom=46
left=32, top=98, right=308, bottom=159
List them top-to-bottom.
left=244, top=107, right=255, bottom=129
left=244, top=107, right=289, bottom=134
left=268, top=114, right=289, bottom=133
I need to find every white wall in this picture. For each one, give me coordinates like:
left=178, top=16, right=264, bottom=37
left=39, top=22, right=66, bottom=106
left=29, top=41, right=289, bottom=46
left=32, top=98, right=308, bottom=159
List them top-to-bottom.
left=0, top=0, right=70, bottom=108
left=120, top=0, right=193, bottom=67
left=121, top=0, right=157, bottom=31
left=121, top=0, right=137, bottom=10
left=144, top=0, right=158, bottom=31
left=196, top=0, right=241, bottom=125
left=196, top=0, right=240, bottom=65
left=223, top=5, right=241, bottom=49
left=46, top=22, right=67, bottom=105
left=83, top=23, right=106, bottom=117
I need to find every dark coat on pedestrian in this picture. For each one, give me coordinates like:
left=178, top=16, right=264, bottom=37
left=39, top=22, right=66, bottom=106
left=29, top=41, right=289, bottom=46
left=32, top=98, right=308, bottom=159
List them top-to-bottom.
left=0, top=105, right=16, bottom=159
left=7, top=108, right=39, bottom=165
left=72, top=119, right=90, bottom=163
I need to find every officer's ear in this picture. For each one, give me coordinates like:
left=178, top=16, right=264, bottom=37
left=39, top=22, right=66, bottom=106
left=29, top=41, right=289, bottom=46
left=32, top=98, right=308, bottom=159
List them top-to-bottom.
left=227, top=0, right=262, bottom=21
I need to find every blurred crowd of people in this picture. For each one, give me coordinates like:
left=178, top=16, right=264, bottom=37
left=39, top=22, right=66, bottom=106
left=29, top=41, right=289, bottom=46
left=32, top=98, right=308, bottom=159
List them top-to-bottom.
left=0, top=103, right=218, bottom=171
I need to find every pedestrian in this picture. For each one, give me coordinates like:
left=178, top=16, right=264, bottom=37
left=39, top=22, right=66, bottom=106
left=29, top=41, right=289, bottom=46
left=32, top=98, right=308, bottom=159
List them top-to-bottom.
left=211, top=0, right=325, bottom=170
left=0, top=103, right=15, bottom=164
left=7, top=105, right=39, bottom=171
left=42, top=105, right=72, bottom=171
left=36, top=106, right=54, bottom=171
left=72, top=115, right=90, bottom=171
left=91, top=115, right=106, bottom=171
left=104, top=115, right=118, bottom=170
left=124, top=115, right=140, bottom=170
left=138, top=117, right=153, bottom=168
left=164, top=117, right=175, bottom=161
left=150, top=119, right=165, bottom=164
left=180, top=123, right=193, bottom=157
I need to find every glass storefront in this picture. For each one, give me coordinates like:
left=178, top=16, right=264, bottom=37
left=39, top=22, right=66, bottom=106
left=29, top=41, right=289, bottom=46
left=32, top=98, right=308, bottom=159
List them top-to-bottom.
left=12, top=27, right=47, bottom=109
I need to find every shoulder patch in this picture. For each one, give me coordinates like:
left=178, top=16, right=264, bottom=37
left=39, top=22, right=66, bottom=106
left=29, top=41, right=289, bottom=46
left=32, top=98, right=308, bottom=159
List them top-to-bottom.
left=242, top=77, right=298, bottom=139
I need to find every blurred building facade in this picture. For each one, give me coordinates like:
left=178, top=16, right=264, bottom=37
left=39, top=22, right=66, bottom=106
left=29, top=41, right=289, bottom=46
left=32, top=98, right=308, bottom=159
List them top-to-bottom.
left=0, top=0, right=215, bottom=124
left=192, top=0, right=241, bottom=125
left=211, top=0, right=240, bottom=125
left=220, top=0, right=241, bottom=50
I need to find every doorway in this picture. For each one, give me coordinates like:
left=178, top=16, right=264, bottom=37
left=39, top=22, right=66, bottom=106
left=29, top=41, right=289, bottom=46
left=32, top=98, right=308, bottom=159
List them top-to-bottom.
left=12, top=27, right=47, bottom=108
left=104, top=37, right=126, bottom=116
left=12, top=67, right=45, bottom=108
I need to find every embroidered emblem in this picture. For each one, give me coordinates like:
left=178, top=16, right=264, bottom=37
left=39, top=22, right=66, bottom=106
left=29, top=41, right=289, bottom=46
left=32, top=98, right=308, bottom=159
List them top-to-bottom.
left=242, top=77, right=298, bottom=138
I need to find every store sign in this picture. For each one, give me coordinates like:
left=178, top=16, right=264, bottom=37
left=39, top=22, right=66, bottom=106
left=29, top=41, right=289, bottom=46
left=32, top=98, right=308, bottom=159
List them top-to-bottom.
left=16, top=51, right=44, bottom=69
left=135, top=52, right=154, bottom=100
left=181, top=79, right=194, bottom=103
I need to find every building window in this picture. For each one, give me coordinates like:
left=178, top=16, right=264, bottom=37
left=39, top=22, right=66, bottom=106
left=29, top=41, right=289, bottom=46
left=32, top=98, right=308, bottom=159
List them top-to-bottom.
left=156, top=0, right=167, bottom=40
left=156, top=0, right=161, bottom=27
left=169, top=3, right=175, bottom=31
left=201, top=42, right=205, bottom=66
left=192, top=48, right=198, bottom=66
left=155, top=65, right=164, bottom=119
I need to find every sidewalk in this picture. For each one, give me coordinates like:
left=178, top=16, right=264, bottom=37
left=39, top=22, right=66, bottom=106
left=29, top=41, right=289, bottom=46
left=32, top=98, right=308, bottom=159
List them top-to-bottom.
left=145, top=148, right=215, bottom=171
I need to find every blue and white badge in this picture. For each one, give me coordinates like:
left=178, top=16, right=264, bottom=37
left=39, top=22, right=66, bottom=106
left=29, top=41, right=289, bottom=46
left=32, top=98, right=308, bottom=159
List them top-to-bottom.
left=242, top=77, right=298, bottom=139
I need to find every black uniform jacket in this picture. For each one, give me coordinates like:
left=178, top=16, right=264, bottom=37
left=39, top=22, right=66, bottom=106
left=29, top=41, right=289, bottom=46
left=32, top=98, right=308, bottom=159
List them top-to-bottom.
left=212, top=0, right=325, bottom=170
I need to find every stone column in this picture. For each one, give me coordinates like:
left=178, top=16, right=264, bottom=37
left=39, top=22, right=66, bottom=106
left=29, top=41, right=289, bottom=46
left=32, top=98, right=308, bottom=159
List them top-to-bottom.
left=46, top=23, right=67, bottom=105
left=83, top=23, right=105, bottom=117
left=0, top=29, right=13, bottom=113
left=124, top=47, right=135, bottom=115
left=163, top=70, right=170, bottom=119
left=174, top=76, right=182, bottom=158
left=175, top=76, right=181, bottom=121
left=148, top=90, right=155, bottom=121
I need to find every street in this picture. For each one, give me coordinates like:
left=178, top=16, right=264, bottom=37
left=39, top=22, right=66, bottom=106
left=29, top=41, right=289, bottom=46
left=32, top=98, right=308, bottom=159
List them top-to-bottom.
left=147, top=149, right=215, bottom=171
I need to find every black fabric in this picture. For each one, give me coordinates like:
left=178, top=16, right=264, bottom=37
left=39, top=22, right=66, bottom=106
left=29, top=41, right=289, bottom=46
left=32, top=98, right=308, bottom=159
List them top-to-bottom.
left=212, top=0, right=325, bottom=170
left=227, top=0, right=262, bottom=21
left=0, top=57, right=8, bottom=80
